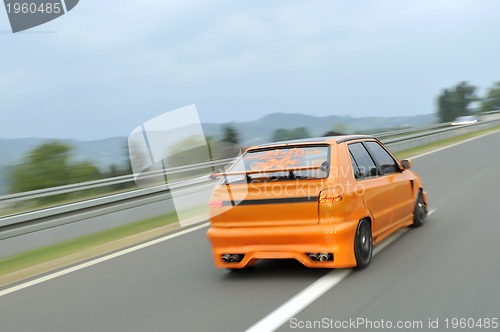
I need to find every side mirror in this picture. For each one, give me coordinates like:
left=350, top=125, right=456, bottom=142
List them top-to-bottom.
left=401, top=159, right=412, bottom=170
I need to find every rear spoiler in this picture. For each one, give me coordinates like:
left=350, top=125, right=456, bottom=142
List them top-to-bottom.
left=211, top=165, right=321, bottom=177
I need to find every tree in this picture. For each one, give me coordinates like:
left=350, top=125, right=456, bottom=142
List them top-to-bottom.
left=437, top=81, right=477, bottom=122
left=454, top=81, right=477, bottom=112
left=480, top=81, right=500, bottom=113
left=438, top=89, right=457, bottom=123
left=324, top=123, right=348, bottom=136
left=332, top=123, right=348, bottom=134
left=222, top=124, right=240, bottom=145
left=271, top=127, right=311, bottom=142
left=290, top=127, right=310, bottom=140
left=271, top=129, right=289, bottom=142
left=323, top=130, right=344, bottom=136
left=165, top=135, right=212, bottom=181
left=169, top=135, right=207, bottom=157
left=206, top=136, right=240, bottom=161
left=9, top=141, right=101, bottom=202
left=10, top=141, right=74, bottom=193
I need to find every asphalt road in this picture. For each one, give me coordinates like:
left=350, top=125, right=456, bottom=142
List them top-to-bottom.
left=1, top=131, right=499, bottom=332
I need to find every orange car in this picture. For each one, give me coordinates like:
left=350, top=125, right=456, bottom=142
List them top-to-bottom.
left=207, top=135, right=428, bottom=269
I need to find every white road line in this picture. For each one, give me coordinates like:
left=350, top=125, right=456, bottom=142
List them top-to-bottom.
left=245, top=209, right=437, bottom=332
left=0, top=223, right=209, bottom=298
left=246, top=269, right=351, bottom=332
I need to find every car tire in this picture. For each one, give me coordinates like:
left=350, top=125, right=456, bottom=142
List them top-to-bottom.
left=412, top=191, right=427, bottom=227
left=354, top=219, right=372, bottom=269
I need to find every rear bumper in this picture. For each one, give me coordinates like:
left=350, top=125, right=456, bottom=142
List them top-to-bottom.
left=207, top=221, right=358, bottom=269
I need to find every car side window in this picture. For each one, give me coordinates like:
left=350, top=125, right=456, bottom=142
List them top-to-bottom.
left=364, top=141, right=400, bottom=175
left=348, top=143, right=378, bottom=179
left=349, top=151, right=362, bottom=179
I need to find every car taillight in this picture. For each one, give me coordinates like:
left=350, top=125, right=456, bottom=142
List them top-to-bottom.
left=319, top=194, right=342, bottom=203
left=208, top=201, right=223, bottom=208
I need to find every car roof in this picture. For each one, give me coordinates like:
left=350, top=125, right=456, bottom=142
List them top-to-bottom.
left=251, top=135, right=375, bottom=149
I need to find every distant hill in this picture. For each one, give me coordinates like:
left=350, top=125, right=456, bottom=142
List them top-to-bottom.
left=0, top=112, right=437, bottom=195
left=202, top=112, right=438, bottom=145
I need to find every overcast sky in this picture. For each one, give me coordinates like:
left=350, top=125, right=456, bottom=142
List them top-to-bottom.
left=1, top=0, right=499, bottom=140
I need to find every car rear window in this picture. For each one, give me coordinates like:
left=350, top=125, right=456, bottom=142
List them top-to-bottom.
left=224, top=145, right=330, bottom=183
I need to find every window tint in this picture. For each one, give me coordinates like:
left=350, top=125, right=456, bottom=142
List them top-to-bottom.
left=365, top=141, right=400, bottom=175
left=348, top=143, right=377, bottom=179
left=225, top=145, right=331, bottom=183
left=350, top=151, right=362, bottom=179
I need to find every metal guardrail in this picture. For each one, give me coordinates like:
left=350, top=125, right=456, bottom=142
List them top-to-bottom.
left=375, top=111, right=500, bottom=139
left=1, top=117, right=500, bottom=242
left=382, top=117, right=500, bottom=152
left=381, top=121, right=484, bottom=144
left=374, top=122, right=449, bottom=139
left=0, top=157, right=234, bottom=204
left=0, top=176, right=213, bottom=229
left=0, top=177, right=217, bottom=241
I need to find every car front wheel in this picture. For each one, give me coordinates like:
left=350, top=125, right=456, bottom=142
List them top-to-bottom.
left=412, top=192, right=427, bottom=227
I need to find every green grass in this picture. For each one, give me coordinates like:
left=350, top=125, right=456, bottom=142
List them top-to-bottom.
left=393, top=125, right=500, bottom=160
left=0, top=212, right=179, bottom=276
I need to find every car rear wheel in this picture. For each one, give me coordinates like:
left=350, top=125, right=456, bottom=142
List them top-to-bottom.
left=412, top=192, right=427, bottom=227
left=354, top=219, right=372, bottom=269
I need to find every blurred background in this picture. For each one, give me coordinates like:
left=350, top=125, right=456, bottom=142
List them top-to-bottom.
left=2, top=0, right=500, bottom=201
left=1, top=2, right=500, bottom=331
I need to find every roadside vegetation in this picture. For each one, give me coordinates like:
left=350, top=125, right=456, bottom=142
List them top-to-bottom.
left=1, top=126, right=241, bottom=217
